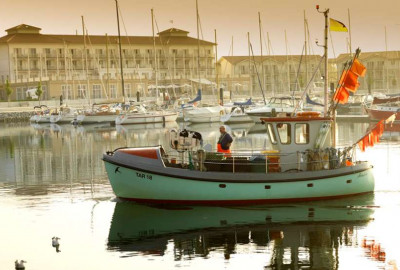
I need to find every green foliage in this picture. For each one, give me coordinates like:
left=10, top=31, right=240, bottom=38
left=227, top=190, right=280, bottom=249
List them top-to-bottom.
left=5, top=79, right=13, bottom=101
left=36, top=81, right=43, bottom=99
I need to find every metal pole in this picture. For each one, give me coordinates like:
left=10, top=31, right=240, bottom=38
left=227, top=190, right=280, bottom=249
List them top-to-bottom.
left=115, top=0, right=125, bottom=102
left=151, top=8, right=159, bottom=102
left=324, top=9, right=329, bottom=116
left=258, top=12, right=264, bottom=94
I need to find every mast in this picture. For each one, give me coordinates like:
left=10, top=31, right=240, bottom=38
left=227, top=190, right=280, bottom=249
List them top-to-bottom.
left=115, top=0, right=126, bottom=103
left=196, top=0, right=201, bottom=89
left=317, top=6, right=329, bottom=116
left=151, top=8, right=159, bottom=101
left=348, top=9, right=352, bottom=56
left=304, top=10, right=308, bottom=89
left=258, top=12, right=264, bottom=93
left=82, top=16, right=90, bottom=106
left=385, top=26, right=388, bottom=91
left=214, top=29, right=219, bottom=102
left=285, top=30, right=290, bottom=91
left=248, top=32, right=252, bottom=97
left=106, top=34, right=110, bottom=98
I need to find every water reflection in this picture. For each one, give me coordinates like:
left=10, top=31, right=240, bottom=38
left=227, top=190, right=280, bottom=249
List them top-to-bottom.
left=108, top=194, right=375, bottom=269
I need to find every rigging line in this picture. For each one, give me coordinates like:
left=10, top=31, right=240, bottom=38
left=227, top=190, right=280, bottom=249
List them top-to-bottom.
left=118, top=5, right=139, bottom=76
left=85, top=30, right=109, bottom=99
left=249, top=42, right=266, bottom=105
left=292, top=45, right=305, bottom=97
left=292, top=54, right=324, bottom=115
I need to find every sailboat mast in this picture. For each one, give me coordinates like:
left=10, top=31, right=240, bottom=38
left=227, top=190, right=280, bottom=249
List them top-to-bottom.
left=115, top=0, right=125, bottom=102
left=196, top=0, right=201, bottom=88
left=151, top=8, right=159, bottom=101
left=348, top=9, right=352, bottom=56
left=304, top=10, right=308, bottom=88
left=258, top=12, right=264, bottom=94
left=81, top=16, right=91, bottom=106
left=214, top=29, right=219, bottom=102
left=248, top=32, right=252, bottom=98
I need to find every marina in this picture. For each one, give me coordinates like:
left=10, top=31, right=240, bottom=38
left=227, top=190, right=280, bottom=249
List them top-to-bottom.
left=2, top=0, right=400, bottom=269
left=1, top=120, right=400, bottom=269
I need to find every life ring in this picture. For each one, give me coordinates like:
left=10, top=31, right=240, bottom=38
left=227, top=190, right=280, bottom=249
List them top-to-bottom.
left=297, top=111, right=321, bottom=118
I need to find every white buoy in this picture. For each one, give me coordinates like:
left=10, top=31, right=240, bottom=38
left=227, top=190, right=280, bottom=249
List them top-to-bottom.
left=15, top=260, right=26, bottom=270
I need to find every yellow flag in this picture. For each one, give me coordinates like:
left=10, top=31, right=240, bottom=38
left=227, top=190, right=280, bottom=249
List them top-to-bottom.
left=330, top=18, right=348, bottom=32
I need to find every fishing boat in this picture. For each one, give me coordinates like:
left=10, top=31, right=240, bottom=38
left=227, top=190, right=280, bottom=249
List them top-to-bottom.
left=365, top=102, right=400, bottom=121
left=103, top=113, right=375, bottom=204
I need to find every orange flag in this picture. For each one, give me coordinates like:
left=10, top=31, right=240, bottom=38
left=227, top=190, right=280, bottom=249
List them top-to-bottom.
left=350, top=59, right=367, bottom=77
left=343, top=70, right=360, bottom=92
left=333, top=86, right=350, bottom=104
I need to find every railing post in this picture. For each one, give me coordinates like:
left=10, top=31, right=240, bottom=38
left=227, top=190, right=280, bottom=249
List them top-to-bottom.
left=233, top=155, right=235, bottom=173
left=265, top=155, right=268, bottom=174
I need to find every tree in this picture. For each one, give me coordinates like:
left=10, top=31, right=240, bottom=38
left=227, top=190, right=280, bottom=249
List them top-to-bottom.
left=5, top=79, right=13, bottom=107
left=36, top=81, right=43, bottom=105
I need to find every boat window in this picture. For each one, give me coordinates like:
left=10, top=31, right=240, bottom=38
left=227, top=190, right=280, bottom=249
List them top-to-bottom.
left=276, top=123, right=291, bottom=144
left=295, top=123, right=309, bottom=144
left=267, top=124, right=277, bottom=144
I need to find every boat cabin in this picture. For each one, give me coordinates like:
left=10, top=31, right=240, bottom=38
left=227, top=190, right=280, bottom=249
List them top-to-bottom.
left=261, top=114, right=333, bottom=172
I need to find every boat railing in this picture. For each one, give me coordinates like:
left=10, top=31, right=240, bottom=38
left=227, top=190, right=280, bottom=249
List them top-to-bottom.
left=163, top=146, right=356, bottom=174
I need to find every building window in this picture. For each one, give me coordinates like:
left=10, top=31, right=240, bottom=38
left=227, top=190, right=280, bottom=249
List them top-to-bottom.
left=14, top=48, right=22, bottom=56
left=29, top=48, right=36, bottom=56
left=134, top=49, right=140, bottom=55
left=124, top=83, right=132, bottom=97
left=77, top=84, right=87, bottom=99
left=92, top=84, right=102, bottom=99
left=110, top=84, right=117, bottom=99
left=61, top=85, right=72, bottom=99
left=16, top=87, right=26, bottom=100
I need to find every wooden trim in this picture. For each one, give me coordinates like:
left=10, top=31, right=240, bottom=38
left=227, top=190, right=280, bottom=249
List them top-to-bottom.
left=260, top=117, right=333, bottom=122
left=103, top=157, right=371, bottom=183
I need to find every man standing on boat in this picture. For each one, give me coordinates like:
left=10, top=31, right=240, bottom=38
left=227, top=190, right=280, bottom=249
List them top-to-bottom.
left=217, top=126, right=233, bottom=153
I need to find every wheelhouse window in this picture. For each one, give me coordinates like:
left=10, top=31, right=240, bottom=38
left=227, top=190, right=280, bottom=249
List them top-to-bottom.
left=276, top=123, right=291, bottom=144
left=295, top=123, right=309, bottom=144
left=267, top=124, right=277, bottom=144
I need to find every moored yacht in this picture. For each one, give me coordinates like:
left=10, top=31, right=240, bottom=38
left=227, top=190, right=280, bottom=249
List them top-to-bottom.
left=246, top=97, right=300, bottom=122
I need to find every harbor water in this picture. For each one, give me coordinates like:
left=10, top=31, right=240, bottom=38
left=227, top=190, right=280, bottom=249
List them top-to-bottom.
left=1, top=120, right=400, bottom=269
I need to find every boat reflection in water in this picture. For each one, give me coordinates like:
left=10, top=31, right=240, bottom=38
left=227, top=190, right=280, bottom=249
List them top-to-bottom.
left=108, top=194, right=375, bottom=268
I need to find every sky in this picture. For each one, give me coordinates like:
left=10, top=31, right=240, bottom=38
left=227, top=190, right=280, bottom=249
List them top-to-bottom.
left=1, top=0, right=400, bottom=58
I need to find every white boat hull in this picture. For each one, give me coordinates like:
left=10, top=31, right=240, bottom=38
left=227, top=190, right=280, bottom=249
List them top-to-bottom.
left=115, top=112, right=177, bottom=125
left=77, top=114, right=118, bottom=124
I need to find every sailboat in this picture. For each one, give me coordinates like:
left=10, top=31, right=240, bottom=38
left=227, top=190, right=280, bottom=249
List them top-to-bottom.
left=102, top=7, right=382, bottom=205
left=115, top=8, right=178, bottom=125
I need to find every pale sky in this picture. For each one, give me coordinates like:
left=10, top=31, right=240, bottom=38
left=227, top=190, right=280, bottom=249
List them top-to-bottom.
left=1, top=0, right=400, bottom=57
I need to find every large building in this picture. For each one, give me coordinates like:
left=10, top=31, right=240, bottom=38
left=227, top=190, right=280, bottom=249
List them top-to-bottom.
left=0, top=24, right=216, bottom=101
left=335, top=51, right=400, bottom=94
left=218, top=55, right=330, bottom=98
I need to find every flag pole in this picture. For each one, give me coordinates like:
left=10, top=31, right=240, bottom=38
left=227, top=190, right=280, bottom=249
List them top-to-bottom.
left=348, top=9, right=352, bottom=56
